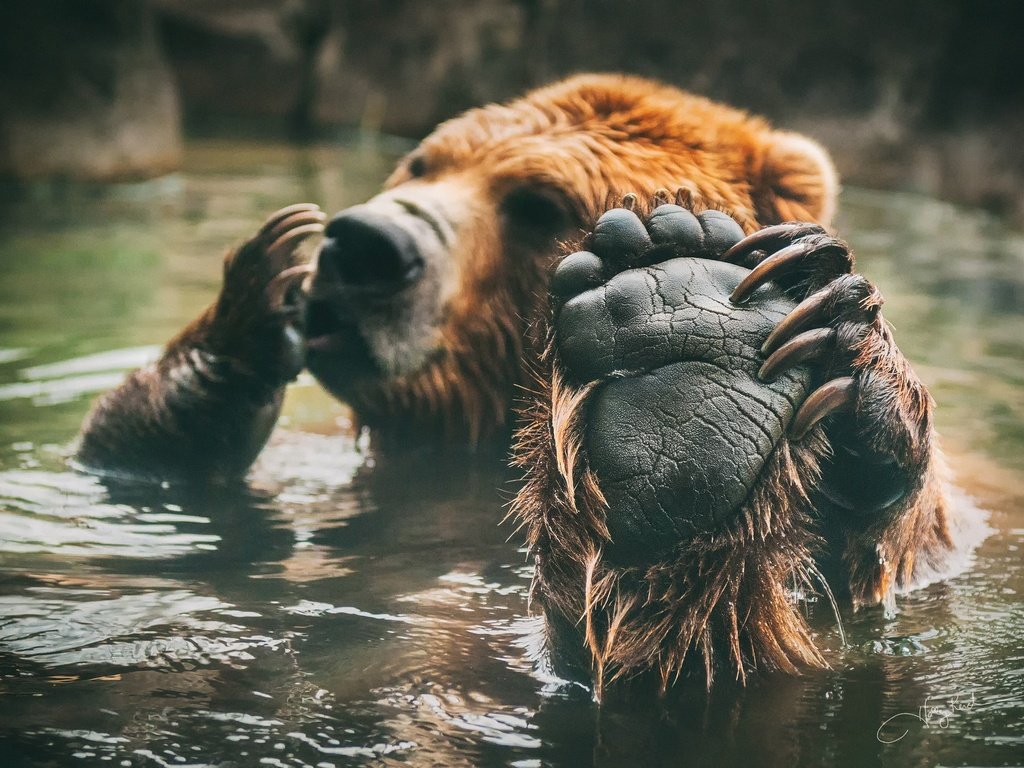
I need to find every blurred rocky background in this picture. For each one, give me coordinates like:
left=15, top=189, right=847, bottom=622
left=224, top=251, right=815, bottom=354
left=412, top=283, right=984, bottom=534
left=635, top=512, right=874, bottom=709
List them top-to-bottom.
left=1, top=0, right=1021, bottom=221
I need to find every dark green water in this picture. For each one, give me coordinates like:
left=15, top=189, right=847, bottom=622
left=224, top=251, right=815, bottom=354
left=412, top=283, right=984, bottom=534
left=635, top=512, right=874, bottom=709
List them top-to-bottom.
left=0, top=140, right=1021, bottom=768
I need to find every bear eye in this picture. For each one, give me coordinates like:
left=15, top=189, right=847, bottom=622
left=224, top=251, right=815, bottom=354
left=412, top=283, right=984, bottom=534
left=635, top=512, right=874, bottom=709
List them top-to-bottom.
left=407, top=154, right=428, bottom=178
left=502, top=187, right=569, bottom=234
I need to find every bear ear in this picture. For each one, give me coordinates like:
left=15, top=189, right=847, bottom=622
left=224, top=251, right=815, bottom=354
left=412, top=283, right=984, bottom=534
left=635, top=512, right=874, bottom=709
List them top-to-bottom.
left=754, top=130, right=839, bottom=227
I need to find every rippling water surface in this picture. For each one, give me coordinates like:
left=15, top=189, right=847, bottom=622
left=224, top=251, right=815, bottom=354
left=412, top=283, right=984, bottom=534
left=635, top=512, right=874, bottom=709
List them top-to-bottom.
left=0, top=140, right=1021, bottom=767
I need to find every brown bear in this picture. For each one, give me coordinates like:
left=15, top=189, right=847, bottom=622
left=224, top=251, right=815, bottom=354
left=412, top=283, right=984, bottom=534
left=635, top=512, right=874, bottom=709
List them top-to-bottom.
left=75, top=74, right=952, bottom=691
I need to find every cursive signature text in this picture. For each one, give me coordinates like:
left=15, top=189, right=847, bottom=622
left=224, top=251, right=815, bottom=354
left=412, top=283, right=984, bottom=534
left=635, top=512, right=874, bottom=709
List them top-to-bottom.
left=876, top=692, right=976, bottom=743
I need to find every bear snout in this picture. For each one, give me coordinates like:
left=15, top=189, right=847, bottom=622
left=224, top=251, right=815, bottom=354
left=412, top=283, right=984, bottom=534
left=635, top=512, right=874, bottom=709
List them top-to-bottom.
left=303, top=193, right=464, bottom=386
left=316, top=207, right=425, bottom=299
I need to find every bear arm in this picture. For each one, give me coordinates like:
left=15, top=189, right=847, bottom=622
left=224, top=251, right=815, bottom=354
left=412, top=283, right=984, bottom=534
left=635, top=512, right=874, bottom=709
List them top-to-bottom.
left=74, top=203, right=323, bottom=483
left=75, top=306, right=287, bottom=483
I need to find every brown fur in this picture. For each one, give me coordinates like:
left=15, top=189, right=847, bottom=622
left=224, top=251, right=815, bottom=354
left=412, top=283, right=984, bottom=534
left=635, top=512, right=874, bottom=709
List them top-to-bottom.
left=79, top=74, right=952, bottom=688
left=331, top=74, right=839, bottom=441
left=510, top=195, right=952, bottom=691
left=508, top=198, right=832, bottom=691
left=836, top=325, right=954, bottom=605
left=512, top=342, right=833, bottom=692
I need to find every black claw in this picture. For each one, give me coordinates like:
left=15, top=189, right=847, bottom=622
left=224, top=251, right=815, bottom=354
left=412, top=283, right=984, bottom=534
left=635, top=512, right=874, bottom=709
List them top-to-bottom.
left=260, top=203, right=321, bottom=235
left=265, top=209, right=327, bottom=243
left=267, top=222, right=324, bottom=261
left=721, top=222, right=827, bottom=265
left=729, top=236, right=842, bottom=305
left=730, top=240, right=816, bottom=304
left=268, top=264, right=314, bottom=310
left=761, top=285, right=832, bottom=355
left=758, top=327, right=834, bottom=381
left=789, top=376, right=856, bottom=440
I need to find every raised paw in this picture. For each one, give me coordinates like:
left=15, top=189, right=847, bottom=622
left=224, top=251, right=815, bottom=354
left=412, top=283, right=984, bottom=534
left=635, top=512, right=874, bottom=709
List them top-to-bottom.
left=211, top=203, right=325, bottom=384
left=550, top=205, right=814, bottom=562
left=516, top=208, right=945, bottom=686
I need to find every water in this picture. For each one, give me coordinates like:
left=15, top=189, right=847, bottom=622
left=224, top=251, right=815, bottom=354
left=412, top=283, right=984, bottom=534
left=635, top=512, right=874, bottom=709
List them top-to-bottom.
left=0, top=140, right=1022, bottom=768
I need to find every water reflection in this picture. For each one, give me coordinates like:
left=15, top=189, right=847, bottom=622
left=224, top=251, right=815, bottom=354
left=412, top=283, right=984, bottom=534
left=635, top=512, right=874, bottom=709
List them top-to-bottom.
left=0, top=143, right=1021, bottom=766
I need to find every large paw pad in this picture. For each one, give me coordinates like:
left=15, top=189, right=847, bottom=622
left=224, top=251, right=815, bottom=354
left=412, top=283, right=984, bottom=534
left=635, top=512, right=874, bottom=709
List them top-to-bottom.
left=552, top=205, right=813, bottom=562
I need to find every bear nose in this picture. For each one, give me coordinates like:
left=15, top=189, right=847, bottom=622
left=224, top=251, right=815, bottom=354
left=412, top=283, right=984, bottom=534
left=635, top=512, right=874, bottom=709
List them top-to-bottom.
left=318, top=209, right=424, bottom=294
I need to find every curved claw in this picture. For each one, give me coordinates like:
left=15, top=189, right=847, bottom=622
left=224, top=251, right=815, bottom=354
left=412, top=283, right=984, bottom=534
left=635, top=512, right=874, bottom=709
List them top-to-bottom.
left=261, top=203, right=321, bottom=234
left=265, top=209, right=327, bottom=243
left=267, top=222, right=324, bottom=261
left=721, top=222, right=826, bottom=265
left=729, top=236, right=844, bottom=305
left=730, top=239, right=817, bottom=304
left=267, top=263, right=314, bottom=310
left=761, top=285, right=831, bottom=355
left=758, top=327, right=834, bottom=381
left=789, top=376, right=856, bottom=440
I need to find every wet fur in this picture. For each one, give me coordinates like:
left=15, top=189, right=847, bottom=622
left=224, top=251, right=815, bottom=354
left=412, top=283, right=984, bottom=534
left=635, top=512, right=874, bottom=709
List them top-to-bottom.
left=78, top=75, right=952, bottom=687
left=510, top=197, right=953, bottom=691
left=513, top=346, right=831, bottom=692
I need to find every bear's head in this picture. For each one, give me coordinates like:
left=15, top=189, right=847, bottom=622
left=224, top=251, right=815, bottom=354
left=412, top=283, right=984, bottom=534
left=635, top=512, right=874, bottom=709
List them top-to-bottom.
left=303, top=74, right=837, bottom=443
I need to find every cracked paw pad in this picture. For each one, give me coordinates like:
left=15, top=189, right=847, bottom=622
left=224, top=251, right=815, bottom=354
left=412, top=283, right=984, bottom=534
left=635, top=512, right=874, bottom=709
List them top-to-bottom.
left=550, top=206, right=812, bottom=562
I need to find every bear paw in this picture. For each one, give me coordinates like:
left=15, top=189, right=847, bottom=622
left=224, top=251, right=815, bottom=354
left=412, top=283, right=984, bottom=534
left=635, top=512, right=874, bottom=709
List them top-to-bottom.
left=211, top=203, right=325, bottom=385
left=550, top=204, right=814, bottom=563
left=518, top=205, right=943, bottom=686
